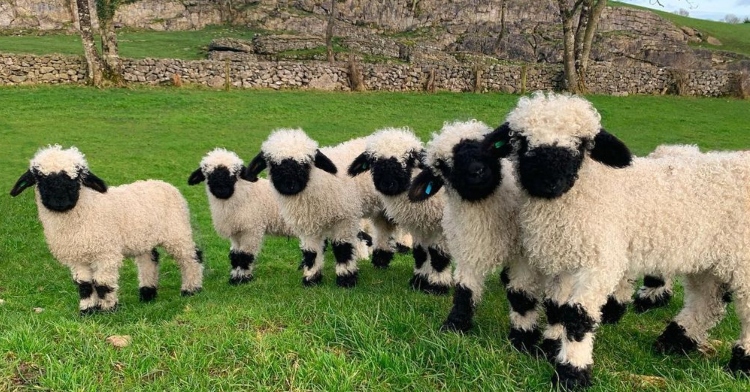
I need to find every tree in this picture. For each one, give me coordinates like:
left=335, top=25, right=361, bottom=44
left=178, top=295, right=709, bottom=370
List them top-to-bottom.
left=71, top=0, right=125, bottom=86
left=325, top=0, right=336, bottom=63
left=556, top=0, right=607, bottom=93
left=675, top=8, right=689, bottom=17
left=724, top=14, right=741, bottom=24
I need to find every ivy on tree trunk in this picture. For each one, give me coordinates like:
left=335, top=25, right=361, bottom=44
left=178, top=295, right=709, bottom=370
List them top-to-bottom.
left=74, top=0, right=104, bottom=86
left=557, top=0, right=607, bottom=93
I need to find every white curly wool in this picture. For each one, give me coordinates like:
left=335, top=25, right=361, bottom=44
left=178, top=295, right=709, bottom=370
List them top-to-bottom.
left=424, top=119, right=490, bottom=170
left=261, top=128, right=319, bottom=164
left=23, top=146, right=203, bottom=312
left=195, top=148, right=294, bottom=283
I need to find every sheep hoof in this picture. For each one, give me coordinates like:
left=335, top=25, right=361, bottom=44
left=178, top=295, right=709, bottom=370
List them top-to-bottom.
left=336, top=272, right=358, bottom=288
left=302, top=273, right=323, bottom=287
left=229, top=275, right=254, bottom=285
left=139, top=286, right=158, bottom=302
left=180, top=288, right=202, bottom=297
left=633, top=291, right=672, bottom=313
left=599, top=297, right=627, bottom=324
left=79, top=306, right=101, bottom=316
left=440, top=317, right=473, bottom=333
left=653, top=321, right=698, bottom=354
left=509, top=327, right=542, bottom=354
left=726, top=345, right=750, bottom=376
left=552, top=363, right=592, bottom=391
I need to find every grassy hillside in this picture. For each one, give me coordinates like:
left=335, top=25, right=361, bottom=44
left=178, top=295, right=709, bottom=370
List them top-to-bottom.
left=611, top=1, right=750, bottom=56
left=1, top=87, right=750, bottom=391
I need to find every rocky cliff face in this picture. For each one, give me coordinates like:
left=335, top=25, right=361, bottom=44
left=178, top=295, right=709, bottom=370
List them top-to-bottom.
left=0, top=0, right=744, bottom=71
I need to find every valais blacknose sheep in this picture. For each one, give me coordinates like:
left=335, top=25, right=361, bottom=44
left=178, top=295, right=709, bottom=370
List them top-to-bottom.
left=482, top=92, right=750, bottom=389
left=408, top=120, right=547, bottom=352
left=349, top=127, right=452, bottom=294
left=244, top=129, right=396, bottom=288
left=11, top=145, right=203, bottom=314
left=188, top=148, right=294, bottom=284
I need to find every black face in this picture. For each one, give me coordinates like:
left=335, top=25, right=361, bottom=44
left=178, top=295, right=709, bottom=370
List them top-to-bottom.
left=516, top=137, right=585, bottom=199
left=442, top=140, right=502, bottom=202
left=372, top=157, right=413, bottom=196
left=269, top=158, right=311, bottom=196
left=207, top=166, right=237, bottom=199
left=36, top=171, right=81, bottom=212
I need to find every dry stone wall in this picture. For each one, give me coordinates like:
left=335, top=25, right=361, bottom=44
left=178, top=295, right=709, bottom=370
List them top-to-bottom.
left=0, top=53, right=739, bottom=97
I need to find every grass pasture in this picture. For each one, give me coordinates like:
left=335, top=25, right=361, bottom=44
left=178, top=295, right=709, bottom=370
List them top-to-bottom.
left=1, top=86, right=750, bottom=391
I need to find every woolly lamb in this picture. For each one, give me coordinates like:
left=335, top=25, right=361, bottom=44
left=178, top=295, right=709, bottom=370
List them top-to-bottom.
left=482, top=92, right=750, bottom=389
left=407, top=119, right=548, bottom=351
left=348, top=127, right=452, bottom=294
left=244, top=129, right=396, bottom=287
left=11, top=145, right=203, bottom=314
left=188, top=148, right=295, bottom=284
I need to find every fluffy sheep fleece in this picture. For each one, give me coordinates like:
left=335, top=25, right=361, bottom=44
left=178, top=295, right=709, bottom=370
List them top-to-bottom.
left=482, top=91, right=750, bottom=389
left=407, top=119, right=549, bottom=352
left=348, top=127, right=452, bottom=295
left=244, top=129, right=396, bottom=288
left=10, top=145, right=203, bottom=314
left=188, top=148, right=295, bottom=284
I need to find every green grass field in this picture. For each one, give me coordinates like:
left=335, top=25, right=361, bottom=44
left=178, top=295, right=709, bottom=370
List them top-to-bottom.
left=1, top=86, right=750, bottom=391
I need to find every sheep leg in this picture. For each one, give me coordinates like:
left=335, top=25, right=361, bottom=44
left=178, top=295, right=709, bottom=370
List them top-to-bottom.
left=369, top=214, right=396, bottom=269
left=228, top=231, right=262, bottom=285
left=300, top=236, right=325, bottom=286
left=333, top=239, right=359, bottom=288
left=409, top=242, right=431, bottom=292
left=164, top=244, right=204, bottom=296
left=423, top=247, right=451, bottom=295
left=134, top=248, right=159, bottom=302
left=441, top=248, right=500, bottom=332
left=91, top=257, right=123, bottom=312
left=505, top=259, right=544, bottom=353
left=71, top=265, right=98, bottom=315
left=553, top=269, right=624, bottom=390
left=540, top=272, right=576, bottom=363
left=654, top=273, right=727, bottom=355
left=600, top=274, right=635, bottom=324
left=633, top=274, right=673, bottom=313
left=727, top=288, right=750, bottom=376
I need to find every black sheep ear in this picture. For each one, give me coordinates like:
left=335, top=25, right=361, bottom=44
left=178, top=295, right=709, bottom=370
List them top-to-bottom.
left=482, top=122, right=513, bottom=158
left=590, top=129, right=632, bottom=168
left=314, top=149, right=338, bottom=175
left=348, top=152, right=372, bottom=177
left=243, top=153, right=267, bottom=182
left=188, top=168, right=206, bottom=185
left=408, top=168, right=444, bottom=202
left=10, top=170, right=36, bottom=197
left=82, top=172, right=107, bottom=193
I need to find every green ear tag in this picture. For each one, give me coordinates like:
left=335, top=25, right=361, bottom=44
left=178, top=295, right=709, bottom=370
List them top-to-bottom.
left=494, top=141, right=505, bottom=149
left=425, top=182, right=433, bottom=195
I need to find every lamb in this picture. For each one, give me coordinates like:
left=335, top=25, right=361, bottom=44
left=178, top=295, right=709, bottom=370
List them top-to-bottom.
left=481, top=91, right=750, bottom=389
left=407, top=119, right=547, bottom=352
left=348, top=127, right=452, bottom=294
left=243, top=129, right=396, bottom=287
left=10, top=145, right=203, bottom=314
left=188, top=148, right=295, bottom=284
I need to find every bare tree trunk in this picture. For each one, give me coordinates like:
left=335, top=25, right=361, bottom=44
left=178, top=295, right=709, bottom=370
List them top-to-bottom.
left=74, top=0, right=104, bottom=86
left=98, top=0, right=123, bottom=86
left=326, top=0, right=336, bottom=64
left=558, top=0, right=583, bottom=93
left=576, top=0, right=606, bottom=92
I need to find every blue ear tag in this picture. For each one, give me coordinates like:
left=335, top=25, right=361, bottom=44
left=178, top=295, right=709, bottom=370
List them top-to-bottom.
left=494, top=141, right=505, bottom=149
left=425, top=182, right=433, bottom=195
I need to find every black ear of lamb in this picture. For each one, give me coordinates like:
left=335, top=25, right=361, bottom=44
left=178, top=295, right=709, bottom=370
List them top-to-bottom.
left=483, top=122, right=513, bottom=158
left=590, top=129, right=632, bottom=168
left=314, top=149, right=338, bottom=175
left=243, top=152, right=267, bottom=182
left=347, top=152, right=372, bottom=177
left=188, top=168, right=206, bottom=185
left=408, top=168, right=444, bottom=202
left=10, top=170, right=36, bottom=197
left=82, top=171, right=108, bottom=193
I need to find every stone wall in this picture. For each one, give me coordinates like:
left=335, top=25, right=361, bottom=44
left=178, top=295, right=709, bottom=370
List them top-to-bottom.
left=0, top=53, right=740, bottom=97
